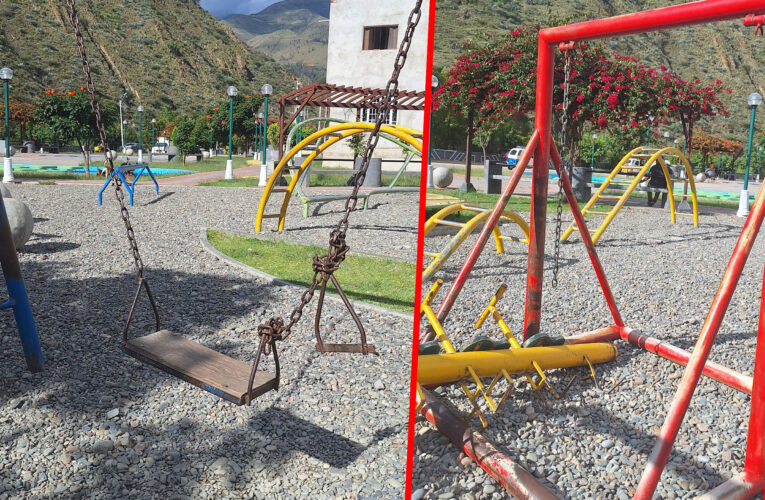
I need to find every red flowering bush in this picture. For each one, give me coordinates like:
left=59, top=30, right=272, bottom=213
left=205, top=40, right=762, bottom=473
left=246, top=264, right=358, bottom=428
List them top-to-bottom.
left=435, top=25, right=729, bottom=165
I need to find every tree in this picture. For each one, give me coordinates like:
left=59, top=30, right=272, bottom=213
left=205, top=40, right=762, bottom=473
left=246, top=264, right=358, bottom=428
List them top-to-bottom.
left=434, top=25, right=729, bottom=169
left=654, top=68, right=730, bottom=161
left=35, top=88, right=115, bottom=177
left=1, top=99, right=36, bottom=143
left=170, top=116, right=207, bottom=164
left=693, top=131, right=743, bottom=170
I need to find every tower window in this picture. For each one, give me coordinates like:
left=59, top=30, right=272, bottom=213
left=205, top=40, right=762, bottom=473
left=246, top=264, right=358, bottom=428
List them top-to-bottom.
left=363, top=26, right=398, bottom=50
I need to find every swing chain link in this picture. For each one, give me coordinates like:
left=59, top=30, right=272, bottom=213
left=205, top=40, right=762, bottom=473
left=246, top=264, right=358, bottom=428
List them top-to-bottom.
left=65, top=0, right=145, bottom=280
left=258, top=0, right=423, bottom=345
left=552, top=50, right=571, bottom=288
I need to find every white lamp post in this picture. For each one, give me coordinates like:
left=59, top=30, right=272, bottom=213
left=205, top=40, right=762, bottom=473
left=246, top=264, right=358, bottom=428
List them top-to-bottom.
left=1, top=67, right=13, bottom=183
left=427, top=75, right=439, bottom=188
left=259, top=84, right=273, bottom=187
left=225, top=85, right=238, bottom=180
left=738, top=92, right=762, bottom=217
left=137, top=105, right=144, bottom=163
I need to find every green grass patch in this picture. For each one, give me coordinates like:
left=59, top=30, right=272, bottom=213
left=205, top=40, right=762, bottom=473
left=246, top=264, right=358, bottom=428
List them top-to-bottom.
left=198, top=176, right=260, bottom=187
left=207, top=229, right=415, bottom=313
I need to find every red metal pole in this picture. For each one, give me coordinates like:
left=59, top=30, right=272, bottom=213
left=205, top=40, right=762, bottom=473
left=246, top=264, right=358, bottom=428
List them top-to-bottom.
left=539, top=0, right=765, bottom=44
left=524, top=42, right=555, bottom=341
left=421, top=131, right=540, bottom=343
left=550, top=144, right=623, bottom=328
left=635, top=180, right=765, bottom=499
left=744, top=264, right=765, bottom=481
left=619, top=327, right=752, bottom=396
left=417, top=386, right=559, bottom=499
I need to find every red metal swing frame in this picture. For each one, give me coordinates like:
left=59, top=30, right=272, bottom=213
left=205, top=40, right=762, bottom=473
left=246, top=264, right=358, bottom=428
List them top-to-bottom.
left=424, top=1, right=765, bottom=498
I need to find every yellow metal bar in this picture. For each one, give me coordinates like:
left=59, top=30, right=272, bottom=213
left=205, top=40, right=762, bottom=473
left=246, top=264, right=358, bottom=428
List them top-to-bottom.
left=255, top=122, right=422, bottom=232
left=560, top=145, right=644, bottom=241
left=422, top=204, right=529, bottom=280
left=421, top=280, right=457, bottom=354
left=417, top=343, right=618, bottom=386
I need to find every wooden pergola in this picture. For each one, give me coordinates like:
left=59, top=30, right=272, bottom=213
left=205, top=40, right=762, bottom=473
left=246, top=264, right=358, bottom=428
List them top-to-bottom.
left=277, top=83, right=425, bottom=157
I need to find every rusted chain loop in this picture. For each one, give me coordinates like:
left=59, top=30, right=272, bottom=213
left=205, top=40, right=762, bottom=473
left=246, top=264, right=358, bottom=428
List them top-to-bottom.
left=257, top=317, right=285, bottom=355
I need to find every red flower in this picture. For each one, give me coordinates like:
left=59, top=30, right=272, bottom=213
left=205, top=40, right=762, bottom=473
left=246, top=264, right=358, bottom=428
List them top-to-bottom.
left=606, top=93, right=619, bottom=108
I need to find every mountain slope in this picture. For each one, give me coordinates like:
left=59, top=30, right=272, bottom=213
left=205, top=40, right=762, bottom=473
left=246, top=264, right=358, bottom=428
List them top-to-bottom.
left=0, top=0, right=296, bottom=113
left=223, top=0, right=330, bottom=82
left=433, top=0, right=765, bottom=137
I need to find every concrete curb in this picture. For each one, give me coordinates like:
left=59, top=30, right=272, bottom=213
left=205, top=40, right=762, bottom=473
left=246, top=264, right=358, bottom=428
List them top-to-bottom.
left=199, top=228, right=413, bottom=322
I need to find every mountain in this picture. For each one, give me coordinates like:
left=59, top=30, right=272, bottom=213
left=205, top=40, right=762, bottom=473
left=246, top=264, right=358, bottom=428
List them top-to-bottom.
left=0, top=0, right=297, bottom=113
left=223, top=0, right=330, bottom=83
left=433, top=0, right=765, bottom=137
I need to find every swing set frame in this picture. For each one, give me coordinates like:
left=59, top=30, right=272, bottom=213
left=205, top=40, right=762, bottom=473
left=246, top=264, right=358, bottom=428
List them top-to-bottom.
left=424, top=1, right=765, bottom=498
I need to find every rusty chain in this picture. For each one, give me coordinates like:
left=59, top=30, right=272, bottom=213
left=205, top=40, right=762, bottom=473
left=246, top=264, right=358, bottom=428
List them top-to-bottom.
left=64, top=0, right=145, bottom=280
left=259, top=0, right=423, bottom=344
left=552, top=49, right=571, bottom=288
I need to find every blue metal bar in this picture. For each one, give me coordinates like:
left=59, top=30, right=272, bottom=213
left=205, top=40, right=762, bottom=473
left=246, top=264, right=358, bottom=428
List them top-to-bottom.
left=0, top=191, right=43, bottom=371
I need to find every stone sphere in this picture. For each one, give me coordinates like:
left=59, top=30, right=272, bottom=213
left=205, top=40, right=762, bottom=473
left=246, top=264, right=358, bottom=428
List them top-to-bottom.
left=8, top=146, right=15, bottom=157
left=124, top=148, right=134, bottom=156
left=110, top=150, right=118, bottom=160
left=202, top=150, right=211, bottom=159
left=433, top=167, right=454, bottom=188
left=695, top=172, right=707, bottom=183
left=0, top=183, right=12, bottom=200
left=4, top=198, right=33, bottom=249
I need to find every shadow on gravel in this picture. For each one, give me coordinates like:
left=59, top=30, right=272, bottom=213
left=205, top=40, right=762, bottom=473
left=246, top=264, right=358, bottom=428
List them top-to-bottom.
left=143, top=191, right=175, bottom=205
left=594, top=223, right=741, bottom=249
left=21, top=241, right=81, bottom=254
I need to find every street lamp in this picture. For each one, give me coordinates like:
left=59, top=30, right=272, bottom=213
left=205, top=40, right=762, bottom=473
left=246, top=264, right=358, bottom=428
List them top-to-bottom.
left=1, top=67, right=13, bottom=183
left=427, top=75, right=439, bottom=188
left=259, top=84, right=273, bottom=187
left=225, top=85, right=238, bottom=180
left=738, top=92, right=762, bottom=217
left=137, top=105, right=144, bottom=163
left=256, top=112, right=264, bottom=172
left=645, top=114, right=654, bottom=147
left=150, top=118, right=156, bottom=160
left=663, top=131, right=670, bottom=147
left=590, top=133, right=598, bottom=170
left=758, top=146, right=763, bottom=183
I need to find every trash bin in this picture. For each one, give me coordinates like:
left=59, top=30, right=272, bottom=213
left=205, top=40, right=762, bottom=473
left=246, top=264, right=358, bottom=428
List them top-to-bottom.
left=355, top=157, right=382, bottom=187
left=484, top=160, right=504, bottom=195
left=571, top=166, right=592, bottom=202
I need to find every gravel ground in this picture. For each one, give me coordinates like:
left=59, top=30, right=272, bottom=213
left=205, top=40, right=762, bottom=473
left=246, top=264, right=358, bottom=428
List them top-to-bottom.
left=0, top=184, right=418, bottom=499
left=413, top=200, right=765, bottom=499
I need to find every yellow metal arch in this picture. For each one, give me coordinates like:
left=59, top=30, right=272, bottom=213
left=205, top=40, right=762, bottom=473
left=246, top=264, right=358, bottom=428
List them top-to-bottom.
left=255, top=122, right=422, bottom=232
left=561, top=146, right=698, bottom=244
left=422, top=203, right=529, bottom=280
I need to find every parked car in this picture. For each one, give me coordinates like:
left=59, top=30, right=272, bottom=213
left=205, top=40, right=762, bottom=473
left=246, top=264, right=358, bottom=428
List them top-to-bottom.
left=122, top=143, right=140, bottom=153
left=506, top=146, right=525, bottom=166
left=622, top=157, right=643, bottom=174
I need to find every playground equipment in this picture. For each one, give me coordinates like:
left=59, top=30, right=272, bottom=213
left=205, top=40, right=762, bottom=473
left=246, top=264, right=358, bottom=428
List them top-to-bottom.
left=64, top=0, right=423, bottom=405
left=417, top=2, right=765, bottom=498
left=282, top=116, right=421, bottom=218
left=255, top=121, right=422, bottom=232
left=561, top=146, right=699, bottom=244
left=0, top=190, right=43, bottom=372
left=422, top=203, right=528, bottom=280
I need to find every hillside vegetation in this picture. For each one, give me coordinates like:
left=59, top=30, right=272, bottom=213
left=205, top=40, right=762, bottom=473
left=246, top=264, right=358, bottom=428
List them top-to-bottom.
left=0, top=0, right=296, bottom=113
left=224, top=0, right=330, bottom=83
left=434, top=0, right=764, bottom=137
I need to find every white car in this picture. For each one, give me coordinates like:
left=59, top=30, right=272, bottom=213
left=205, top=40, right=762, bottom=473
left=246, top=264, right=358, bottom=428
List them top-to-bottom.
left=505, top=146, right=525, bottom=166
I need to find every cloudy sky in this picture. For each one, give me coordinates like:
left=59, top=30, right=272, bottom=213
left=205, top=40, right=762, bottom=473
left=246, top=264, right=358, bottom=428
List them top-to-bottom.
left=199, top=0, right=280, bottom=18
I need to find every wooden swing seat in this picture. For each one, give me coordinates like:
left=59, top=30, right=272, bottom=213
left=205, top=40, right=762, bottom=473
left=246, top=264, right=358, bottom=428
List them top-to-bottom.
left=125, top=330, right=277, bottom=405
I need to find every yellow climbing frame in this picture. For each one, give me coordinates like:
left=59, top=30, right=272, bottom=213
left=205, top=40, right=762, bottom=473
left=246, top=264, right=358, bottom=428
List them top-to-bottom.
left=255, top=122, right=422, bottom=232
left=561, top=146, right=699, bottom=244
left=422, top=204, right=529, bottom=280
left=418, top=280, right=617, bottom=427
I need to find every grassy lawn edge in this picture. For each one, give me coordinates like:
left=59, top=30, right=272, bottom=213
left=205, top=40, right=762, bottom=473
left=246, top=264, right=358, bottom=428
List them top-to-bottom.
left=206, top=229, right=415, bottom=314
